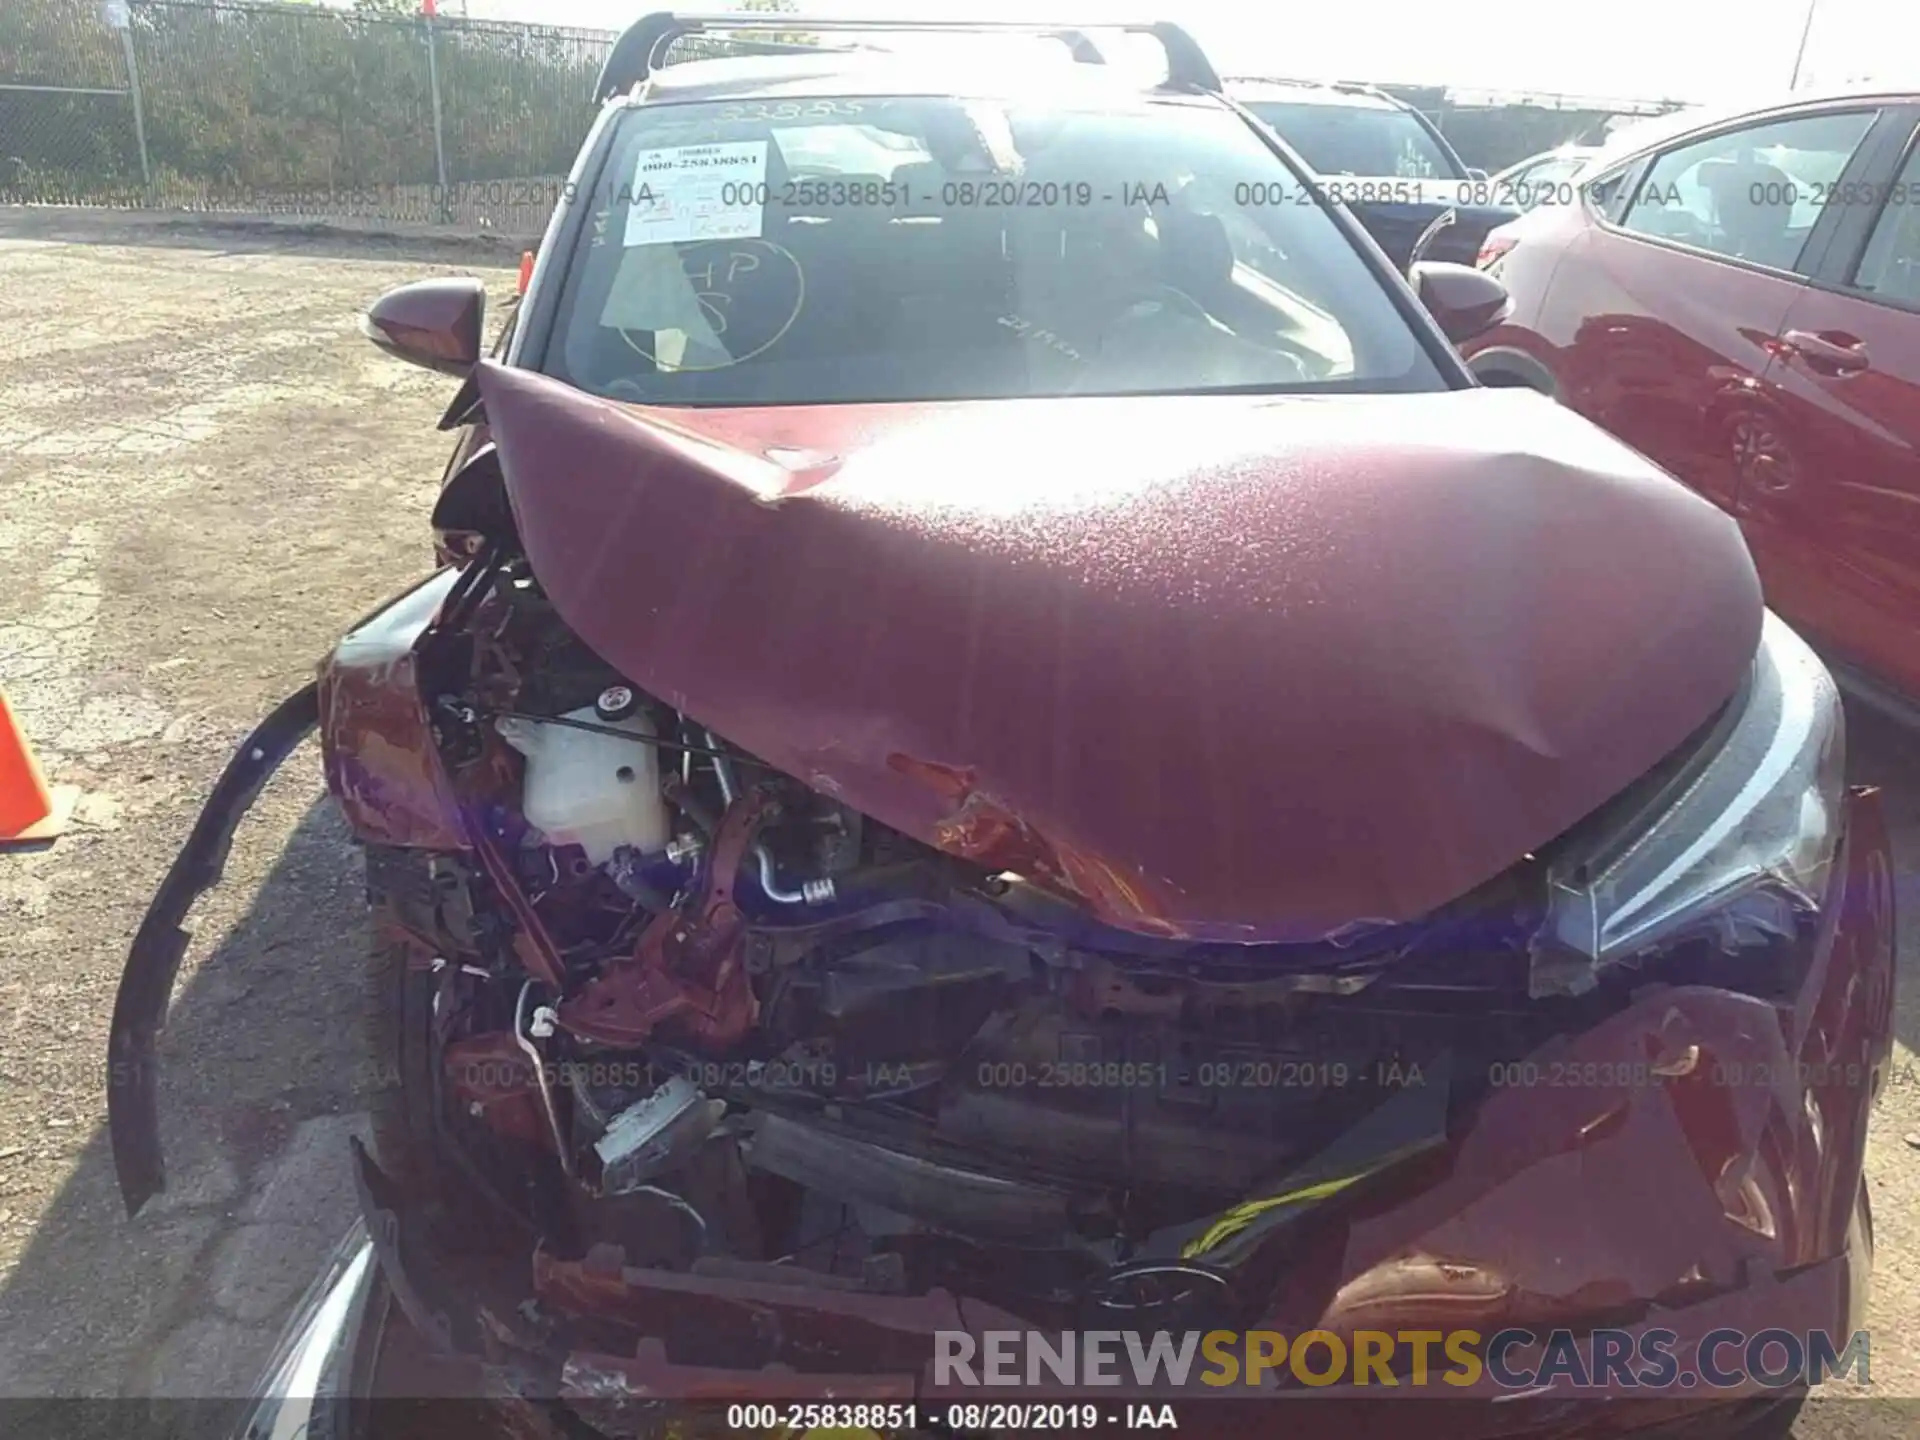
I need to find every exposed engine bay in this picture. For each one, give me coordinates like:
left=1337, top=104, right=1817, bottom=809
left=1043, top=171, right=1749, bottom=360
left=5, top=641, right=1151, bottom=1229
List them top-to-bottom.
left=97, top=190, right=1894, bottom=1429
left=101, top=380, right=1896, bottom=1435
left=343, top=547, right=1700, bottom=1399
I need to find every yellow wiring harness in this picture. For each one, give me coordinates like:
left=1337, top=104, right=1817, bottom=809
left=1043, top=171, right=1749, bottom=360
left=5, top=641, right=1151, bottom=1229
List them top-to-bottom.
left=1180, top=1161, right=1394, bottom=1259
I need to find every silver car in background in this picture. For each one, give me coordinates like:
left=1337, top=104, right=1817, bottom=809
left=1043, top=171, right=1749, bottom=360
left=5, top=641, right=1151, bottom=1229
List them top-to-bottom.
left=1487, top=143, right=1601, bottom=211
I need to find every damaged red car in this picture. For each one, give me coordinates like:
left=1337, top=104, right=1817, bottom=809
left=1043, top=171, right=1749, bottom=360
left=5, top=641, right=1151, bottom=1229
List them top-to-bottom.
left=110, top=13, right=1896, bottom=1439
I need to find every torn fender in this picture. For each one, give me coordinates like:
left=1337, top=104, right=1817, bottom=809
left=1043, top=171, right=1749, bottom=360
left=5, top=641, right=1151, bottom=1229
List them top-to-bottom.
left=318, top=566, right=473, bottom=851
left=108, top=683, right=320, bottom=1217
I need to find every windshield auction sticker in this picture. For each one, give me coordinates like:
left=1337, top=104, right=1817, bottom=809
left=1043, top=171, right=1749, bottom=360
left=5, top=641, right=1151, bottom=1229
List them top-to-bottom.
left=624, top=141, right=768, bottom=247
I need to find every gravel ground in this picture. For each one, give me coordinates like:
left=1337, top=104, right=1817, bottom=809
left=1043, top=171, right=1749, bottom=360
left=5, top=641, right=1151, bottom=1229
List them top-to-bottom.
left=0, top=207, right=1915, bottom=1435
left=0, top=209, right=516, bottom=1426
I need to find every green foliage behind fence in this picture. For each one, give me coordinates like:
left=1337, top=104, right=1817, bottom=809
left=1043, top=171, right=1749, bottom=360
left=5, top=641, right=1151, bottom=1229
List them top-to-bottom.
left=0, top=0, right=129, bottom=89
left=2, top=0, right=1678, bottom=221
left=3, top=0, right=617, bottom=209
left=135, top=2, right=441, bottom=192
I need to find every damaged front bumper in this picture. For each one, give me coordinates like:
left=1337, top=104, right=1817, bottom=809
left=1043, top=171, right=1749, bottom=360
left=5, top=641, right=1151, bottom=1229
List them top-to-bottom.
left=114, top=642, right=1898, bottom=1435
left=507, top=767, right=1894, bottom=1415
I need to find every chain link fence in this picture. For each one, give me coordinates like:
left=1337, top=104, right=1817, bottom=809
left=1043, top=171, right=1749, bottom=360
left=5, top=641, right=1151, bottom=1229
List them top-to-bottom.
left=0, top=0, right=763, bottom=234
left=1, top=0, right=147, bottom=202
left=4, top=0, right=1686, bottom=233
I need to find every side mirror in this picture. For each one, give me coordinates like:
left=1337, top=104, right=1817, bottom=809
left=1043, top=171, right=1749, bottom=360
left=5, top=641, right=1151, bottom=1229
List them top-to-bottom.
left=1467, top=167, right=1490, bottom=182
left=1411, top=261, right=1511, bottom=345
left=360, top=277, right=486, bottom=375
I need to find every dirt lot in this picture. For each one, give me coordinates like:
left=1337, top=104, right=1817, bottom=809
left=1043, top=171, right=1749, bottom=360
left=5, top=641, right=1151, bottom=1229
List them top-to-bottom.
left=0, top=207, right=1917, bottom=1434
left=0, top=209, right=519, bottom=1423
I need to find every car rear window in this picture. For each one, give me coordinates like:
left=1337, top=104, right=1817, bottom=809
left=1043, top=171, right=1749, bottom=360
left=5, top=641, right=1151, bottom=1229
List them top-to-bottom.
left=543, top=95, right=1445, bottom=406
left=1241, top=101, right=1462, bottom=181
left=1508, top=155, right=1589, bottom=210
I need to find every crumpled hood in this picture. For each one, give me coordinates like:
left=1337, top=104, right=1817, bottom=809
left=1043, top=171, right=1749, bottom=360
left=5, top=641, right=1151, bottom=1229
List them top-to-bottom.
left=473, top=362, right=1762, bottom=943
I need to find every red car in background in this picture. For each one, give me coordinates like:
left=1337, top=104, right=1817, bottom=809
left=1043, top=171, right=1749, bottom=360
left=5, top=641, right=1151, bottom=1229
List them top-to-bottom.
left=1463, top=88, right=1920, bottom=718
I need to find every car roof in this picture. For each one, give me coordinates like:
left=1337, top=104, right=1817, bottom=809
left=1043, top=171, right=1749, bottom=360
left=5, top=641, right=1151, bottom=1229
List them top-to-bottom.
left=627, top=46, right=1222, bottom=108
left=1223, top=78, right=1404, bottom=113
left=1585, top=81, right=1920, bottom=172
left=1497, top=143, right=1600, bottom=171
left=1484, top=146, right=1598, bottom=191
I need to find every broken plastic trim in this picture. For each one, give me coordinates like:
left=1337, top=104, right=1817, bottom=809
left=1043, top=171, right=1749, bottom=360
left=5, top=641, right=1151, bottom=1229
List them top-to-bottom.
left=436, top=367, right=484, bottom=431
left=430, top=443, right=518, bottom=553
left=108, top=683, right=320, bottom=1217
left=349, top=1138, right=461, bottom=1355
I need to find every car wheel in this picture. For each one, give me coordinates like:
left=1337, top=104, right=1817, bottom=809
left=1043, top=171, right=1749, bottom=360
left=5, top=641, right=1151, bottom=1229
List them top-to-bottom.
left=1467, top=348, right=1558, bottom=398
left=1477, top=369, right=1534, bottom=390
left=1725, top=410, right=1799, bottom=493
left=362, top=847, right=450, bottom=1210
left=363, top=847, right=537, bottom=1248
left=1731, top=1395, right=1804, bottom=1440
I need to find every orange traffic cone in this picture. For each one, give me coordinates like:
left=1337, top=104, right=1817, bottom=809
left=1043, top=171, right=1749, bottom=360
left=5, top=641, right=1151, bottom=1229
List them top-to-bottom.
left=0, top=689, right=75, bottom=846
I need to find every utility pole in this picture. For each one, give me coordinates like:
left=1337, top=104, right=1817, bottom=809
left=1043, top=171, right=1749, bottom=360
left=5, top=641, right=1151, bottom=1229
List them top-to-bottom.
left=1788, top=0, right=1819, bottom=90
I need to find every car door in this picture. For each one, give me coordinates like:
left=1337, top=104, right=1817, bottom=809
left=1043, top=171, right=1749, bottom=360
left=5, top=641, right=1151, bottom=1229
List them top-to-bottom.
left=1546, top=105, right=1888, bottom=511
left=1744, top=105, right=1920, bottom=702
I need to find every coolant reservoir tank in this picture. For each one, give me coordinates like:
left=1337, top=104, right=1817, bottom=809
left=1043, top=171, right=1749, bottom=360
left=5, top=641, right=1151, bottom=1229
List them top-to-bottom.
left=495, top=703, right=669, bottom=865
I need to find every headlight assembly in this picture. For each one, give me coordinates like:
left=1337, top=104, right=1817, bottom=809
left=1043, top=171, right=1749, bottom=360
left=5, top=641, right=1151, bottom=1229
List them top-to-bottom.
left=1532, top=612, right=1845, bottom=997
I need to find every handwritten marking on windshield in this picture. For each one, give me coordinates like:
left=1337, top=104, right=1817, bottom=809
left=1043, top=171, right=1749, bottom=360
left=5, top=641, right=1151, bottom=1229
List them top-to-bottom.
left=718, top=99, right=868, bottom=122
left=617, top=239, right=805, bottom=372
left=998, top=315, right=1083, bottom=362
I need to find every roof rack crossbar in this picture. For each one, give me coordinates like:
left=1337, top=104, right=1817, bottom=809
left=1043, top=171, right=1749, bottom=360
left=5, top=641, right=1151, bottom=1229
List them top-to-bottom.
left=593, top=13, right=1222, bottom=103
left=1219, top=75, right=1392, bottom=97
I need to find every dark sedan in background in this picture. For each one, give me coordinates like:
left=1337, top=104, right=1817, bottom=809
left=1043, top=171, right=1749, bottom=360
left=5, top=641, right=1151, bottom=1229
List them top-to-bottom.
left=1228, top=76, right=1522, bottom=268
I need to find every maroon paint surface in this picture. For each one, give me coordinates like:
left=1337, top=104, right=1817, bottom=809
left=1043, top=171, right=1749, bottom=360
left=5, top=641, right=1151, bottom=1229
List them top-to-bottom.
left=1464, top=93, right=1920, bottom=702
left=364, top=276, right=485, bottom=372
left=475, top=361, right=1762, bottom=941
left=318, top=568, right=470, bottom=851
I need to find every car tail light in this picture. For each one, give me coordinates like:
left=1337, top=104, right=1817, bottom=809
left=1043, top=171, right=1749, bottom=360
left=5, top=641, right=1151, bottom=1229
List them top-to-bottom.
left=1477, top=234, right=1518, bottom=269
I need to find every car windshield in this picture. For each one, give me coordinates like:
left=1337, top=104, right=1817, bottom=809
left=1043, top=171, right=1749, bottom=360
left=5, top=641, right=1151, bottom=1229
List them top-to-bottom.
left=544, top=95, right=1444, bottom=406
left=1242, top=100, right=1461, bottom=179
